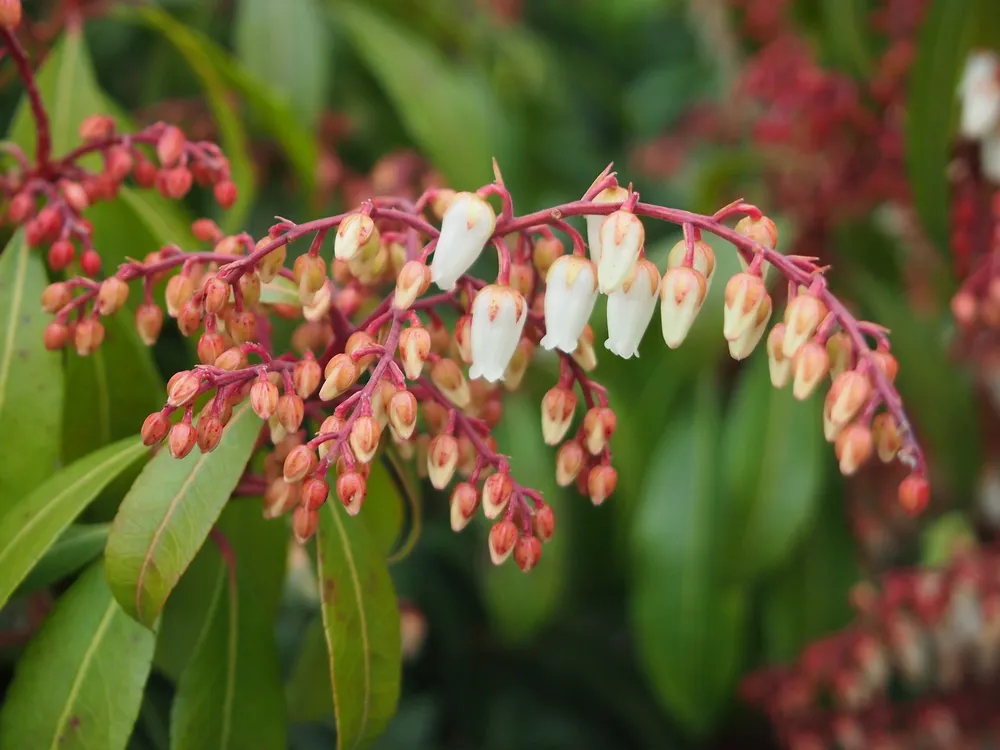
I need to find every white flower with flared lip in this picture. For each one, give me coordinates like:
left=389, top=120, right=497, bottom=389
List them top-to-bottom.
left=959, top=51, right=1000, bottom=139
left=585, top=186, right=628, bottom=266
left=429, top=192, right=496, bottom=291
left=597, top=210, right=644, bottom=293
left=540, top=255, right=598, bottom=353
left=605, top=259, right=660, bottom=359
left=469, top=285, right=528, bottom=383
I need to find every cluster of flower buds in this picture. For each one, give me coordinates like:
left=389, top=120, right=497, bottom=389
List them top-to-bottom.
left=1, top=110, right=236, bottom=275
left=742, top=544, right=1000, bottom=749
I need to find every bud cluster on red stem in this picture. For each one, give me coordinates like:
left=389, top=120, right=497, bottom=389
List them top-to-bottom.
left=0, top=10, right=926, bottom=569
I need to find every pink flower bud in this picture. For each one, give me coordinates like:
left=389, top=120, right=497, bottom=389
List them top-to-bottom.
left=80, top=115, right=114, bottom=143
left=156, top=125, right=186, bottom=168
left=158, top=167, right=193, bottom=199
left=60, top=181, right=89, bottom=213
left=214, top=181, right=238, bottom=209
left=584, top=186, right=628, bottom=266
left=429, top=192, right=496, bottom=291
left=596, top=210, right=644, bottom=293
left=335, top=213, right=380, bottom=262
left=734, top=215, right=779, bottom=250
left=532, top=236, right=564, bottom=274
left=667, top=239, right=717, bottom=292
left=46, top=240, right=75, bottom=271
left=257, top=240, right=286, bottom=284
left=293, top=254, right=327, bottom=299
left=541, top=255, right=599, bottom=353
left=394, top=260, right=431, bottom=310
left=509, top=262, right=535, bottom=299
left=659, top=267, right=707, bottom=348
left=238, top=270, right=262, bottom=307
left=723, top=272, right=768, bottom=342
left=165, top=274, right=194, bottom=318
left=202, top=276, right=230, bottom=316
left=41, top=282, right=71, bottom=314
left=469, top=285, right=528, bottom=383
left=727, top=293, right=772, bottom=360
left=782, top=293, right=827, bottom=359
left=135, top=303, right=164, bottom=346
left=452, top=314, right=473, bottom=364
left=74, top=318, right=105, bottom=356
left=43, top=322, right=69, bottom=351
left=766, top=323, right=791, bottom=388
left=572, top=325, right=598, bottom=372
left=399, top=326, right=431, bottom=380
left=345, top=330, right=377, bottom=371
left=826, top=331, right=853, bottom=378
left=197, top=332, right=226, bottom=365
left=791, top=340, right=830, bottom=400
left=215, top=347, right=247, bottom=371
left=871, top=351, right=899, bottom=383
left=320, top=353, right=359, bottom=401
left=293, top=357, right=322, bottom=398
left=430, top=358, right=470, bottom=408
left=166, top=370, right=201, bottom=407
left=823, top=371, right=872, bottom=441
left=250, top=380, right=279, bottom=420
left=541, top=386, right=577, bottom=446
left=389, top=390, right=418, bottom=440
left=277, top=393, right=305, bottom=433
left=582, top=406, right=616, bottom=456
left=141, top=411, right=170, bottom=446
left=872, top=412, right=901, bottom=463
left=196, top=415, right=224, bottom=453
left=350, top=415, right=382, bottom=464
left=316, top=416, right=344, bottom=461
left=168, top=422, right=197, bottom=459
left=835, top=424, right=873, bottom=476
left=427, top=434, right=459, bottom=489
left=555, top=441, right=585, bottom=487
left=283, top=445, right=318, bottom=483
left=588, top=465, right=617, bottom=505
left=337, top=472, right=367, bottom=515
left=483, top=472, right=514, bottom=519
left=899, top=474, right=930, bottom=516
left=302, top=476, right=330, bottom=511
left=262, top=479, right=299, bottom=519
left=450, top=482, right=480, bottom=532
left=533, top=504, right=556, bottom=542
left=292, top=506, right=319, bottom=544
left=488, top=520, right=519, bottom=565
left=514, top=535, right=543, bottom=572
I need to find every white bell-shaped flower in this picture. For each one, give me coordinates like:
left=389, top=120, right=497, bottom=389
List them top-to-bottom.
left=959, top=51, right=1000, bottom=139
left=585, top=186, right=628, bottom=266
left=429, top=192, right=496, bottom=291
left=597, top=210, right=644, bottom=294
left=540, top=255, right=598, bottom=353
left=605, top=259, right=659, bottom=359
left=469, top=285, right=528, bottom=383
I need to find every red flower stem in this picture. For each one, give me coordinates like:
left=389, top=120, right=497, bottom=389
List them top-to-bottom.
left=1, top=29, right=50, bottom=169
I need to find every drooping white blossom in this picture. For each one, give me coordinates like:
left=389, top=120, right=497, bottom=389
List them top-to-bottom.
left=958, top=51, right=1000, bottom=139
left=585, top=186, right=628, bottom=267
left=429, top=192, right=496, bottom=291
left=597, top=210, right=644, bottom=293
left=540, top=255, right=599, bottom=353
left=605, top=259, right=659, bottom=359
left=469, top=285, right=528, bottom=383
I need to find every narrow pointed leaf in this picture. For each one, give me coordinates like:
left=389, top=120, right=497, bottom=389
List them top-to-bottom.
left=0, top=230, right=63, bottom=507
left=630, top=380, right=746, bottom=739
left=105, top=402, right=263, bottom=627
left=0, top=435, right=146, bottom=612
left=316, top=501, right=402, bottom=750
left=170, top=507, right=286, bottom=750
left=15, top=523, right=110, bottom=597
left=0, top=562, right=156, bottom=750
left=286, top=617, right=334, bottom=723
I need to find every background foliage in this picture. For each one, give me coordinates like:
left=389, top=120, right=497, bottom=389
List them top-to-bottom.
left=0, top=0, right=992, bottom=748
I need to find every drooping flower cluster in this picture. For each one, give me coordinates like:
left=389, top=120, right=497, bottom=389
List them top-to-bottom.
left=742, top=544, right=1000, bottom=749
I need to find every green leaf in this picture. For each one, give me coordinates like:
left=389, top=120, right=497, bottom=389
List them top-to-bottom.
left=236, top=0, right=330, bottom=129
left=820, top=0, right=872, bottom=76
left=905, top=0, right=978, bottom=260
left=333, top=1, right=505, bottom=189
left=119, top=5, right=255, bottom=230
left=0, top=230, right=63, bottom=506
left=855, top=272, right=980, bottom=500
left=259, top=275, right=299, bottom=307
left=721, top=354, right=826, bottom=582
left=629, top=379, right=746, bottom=738
left=480, top=394, right=567, bottom=644
left=105, top=402, right=263, bottom=628
left=0, top=435, right=146, bottom=612
left=362, top=457, right=405, bottom=557
left=761, top=485, right=860, bottom=664
left=316, top=501, right=402, bottom=750
left=169, top=507, right=286, bottom=750
left=921, top=511, right=977, bottom=566
left=15, top=523, right=109, bottom=597
left=0, top=562, right=156, bottom=750
left=286, top=617, right=334, bottom=723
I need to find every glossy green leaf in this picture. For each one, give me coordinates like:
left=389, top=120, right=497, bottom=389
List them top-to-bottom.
left=236, top=0, right=329, bottom=129
left=820, top=0, right=871, bottom=76
left=905, top=0, right=977, bottom=260
left=334, top=1, right=504, bottom=189
left=120, top=4, right=255, bottom=230
left=0, top=230, right=63, bottom=507
left=855, top=272, right=980, bottom=500
left=259, top=275, right=299, bottom=307
left=722, top=354, right=826, bottom=582
left=630, top=379, right=746, bottom=738
left=481, top=394, right=567, bottom=644
left=105, top=402, right=263, bottom=628
left=0, top=435, right=146, bottom=612
left=362, top=457, right=405, bottom=557
left=761, top=486, right=860, bottom=663
left=316, top=501, right=402, bottom=750
left=170, top=506, right=286, bottom=750
left=15, top=523, right=109, bottom=597
left=0, top=562, right=156, bottom=750
left=286, top=617, right=334, bottom=723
